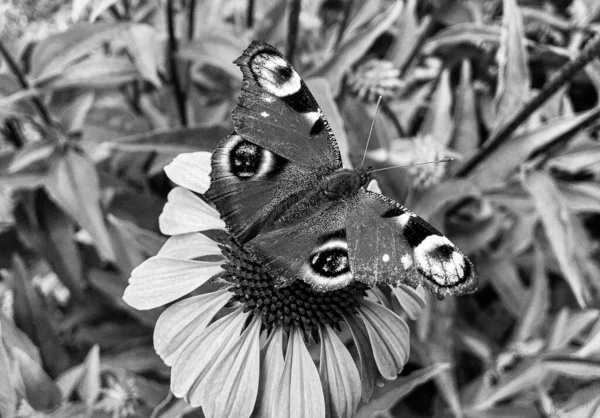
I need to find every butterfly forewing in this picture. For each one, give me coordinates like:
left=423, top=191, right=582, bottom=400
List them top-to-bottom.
left=232, top=41, right=341, bottom=170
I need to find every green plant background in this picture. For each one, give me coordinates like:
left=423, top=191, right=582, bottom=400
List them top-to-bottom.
left=1, top=0, right=600, bottom=417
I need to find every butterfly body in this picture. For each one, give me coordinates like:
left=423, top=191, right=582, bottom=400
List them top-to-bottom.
left=206, top=41, right=478, bottom=296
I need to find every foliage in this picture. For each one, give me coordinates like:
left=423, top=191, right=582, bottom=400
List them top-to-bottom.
left=1, top=0, right=600, bottom=417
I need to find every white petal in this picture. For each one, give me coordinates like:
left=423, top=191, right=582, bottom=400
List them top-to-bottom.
left=164, top=152, right=212, bottom=194
left=159, top=187, right=225, bottom=235
left=158, top=232, right=223, bottom=260
left=123, top=257, right=223, bottom=310
left=391, top=285, right=427, bottom=320
left=154, top=289, right=232, bottom=365
left=358, top=300, right=410, bottom=379
left=171, top=308, right=247, bottom=399
left=200, top=315, right=262, bottom=418
left=345, top=315, right=378, bottom=402
left=319, top=325, right=361, bottom=418
left=254, top=328, right=285, bottom=418
left=273, top=328, right=325, bottom=418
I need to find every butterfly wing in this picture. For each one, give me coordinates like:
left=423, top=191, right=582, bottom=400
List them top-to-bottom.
left=206, top=41, right=342, bottom=243
left=232, top=41, right=341, bottom=170
left=346, top=190, right=478, bottom=296
left=246, top=198, right=355, bottom=291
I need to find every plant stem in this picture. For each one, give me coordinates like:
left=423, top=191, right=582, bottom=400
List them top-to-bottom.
left=166, top=0, right=188, bottom=127
left=188, top=0, right=197, bottom=40
left=247, top=0, right=255, bottom=28
left=286, top=0, right=302, bottom=65
left=456, top=32, right=600, bottom=177
left=0, top=39, right=52, bottom=126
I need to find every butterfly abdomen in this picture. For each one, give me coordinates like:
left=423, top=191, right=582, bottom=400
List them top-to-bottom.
left=320, top=168, right=372, bottom=200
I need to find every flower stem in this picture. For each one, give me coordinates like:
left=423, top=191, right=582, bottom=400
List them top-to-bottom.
left=166, top=0, right=188, bottom=127
left=246, top=0, right=255, bottom=28
left=286, top=0, right=301, bottom=65
left=457, top=32, right=600, bottom=177
left=0, top=39, right=52, bottom=126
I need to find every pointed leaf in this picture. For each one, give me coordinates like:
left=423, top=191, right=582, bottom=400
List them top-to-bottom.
left=493, top=0, right=530, bottom=132
left=125, top=24, right=161, bottom=87
left=452, top=60, right=480, bottom=155
left=45, top=148, right=115, bottom=262
left=522, top=170, right=589, bottom=306
left=78, top=345, right=101, bottom=407
left=13, top=347, right=62, bottom=412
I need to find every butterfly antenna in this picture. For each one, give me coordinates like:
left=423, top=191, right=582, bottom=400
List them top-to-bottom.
left=361, top=96, right=383, bottom=167
left=370, top=158, right=454, bottom=173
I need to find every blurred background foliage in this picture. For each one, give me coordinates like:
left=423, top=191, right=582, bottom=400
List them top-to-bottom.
left=1, top=0, right=600, bottom=417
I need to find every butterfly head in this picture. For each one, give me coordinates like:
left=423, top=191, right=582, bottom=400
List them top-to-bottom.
left=320, top=167, right=373, bottom=200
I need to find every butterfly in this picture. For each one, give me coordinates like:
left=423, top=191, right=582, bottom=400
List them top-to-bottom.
left=205, top=41, right=478, bottom=297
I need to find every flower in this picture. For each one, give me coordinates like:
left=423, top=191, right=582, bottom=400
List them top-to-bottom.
left=123, top=152, right=426, bottom=418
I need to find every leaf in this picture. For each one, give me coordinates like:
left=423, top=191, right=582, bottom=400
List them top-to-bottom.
left=385, top=0, right=419, bottom=67
left=493, top=0, right=531, bottom=133
left=307, top=1, right=403, bottom=96
left=30, top=22, right=129, bottom=82
left=124, top=24, right=161, bottom=87
left=179, top=32, right=247, bottom=81
left=34, top=56, right=139, bottom=90
left=451, top=60, right=480, bottom=156
left=421, top=69, right=453, bottom=146
left=306, top=78, right=351, bottom=168
left=51, top=90, right=95, bottom=133
left=466, top=106, right=600, bottom=188
left=105, top=124, right=230, bottom=153
left=7, top=141, right=57, bottom=174
left=45, top=147, right=116, bottom=262
left=522, top=170, right=589, bottom=307
left=411, top=178, right=480, bottom=221
left=558, top=181, right=600, bottom=213
left=14, top=190, right=86, bottom=299
left=512, top=245, right=549, bottom=343
left=11, top=254, right=72, bottom=377
left=480, top=256, right=527, bottom=317
left=419, top=298, right=463, bottom=417
left=0, top=314, right=41, bottom=364
left=0, top=323, right=17, bottom=418
left=78, top=345, right=101, bottom=408
left=13, top=347, right=62, bottom=412
left=543, top=356, right=600, bottom=380
left=470, top=360, right=545, bottom=410
left=354, top=363, right=450, bottom=418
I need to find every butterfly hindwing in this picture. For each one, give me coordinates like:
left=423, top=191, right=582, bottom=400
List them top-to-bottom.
left=233, top=41, right=341, bottom=170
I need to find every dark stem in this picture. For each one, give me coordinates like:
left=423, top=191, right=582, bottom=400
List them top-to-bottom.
left=166, top=0, right=188, bottom=127
left=188, top=0, right=197, bottom=40
left=246, top=0, right=255, bottom=28
left=286, top=0, right=302, bottom=65
left=334, top=0, right=354, bottom=49
left=108, top=4, right=123, bottom=20
left=398, top=15, right=433, bottom=78
left=456, top=32, right=600, bottom=177
left=0, top=39, right=52, bottom=126
left=380, top=99, right=405, bottom=138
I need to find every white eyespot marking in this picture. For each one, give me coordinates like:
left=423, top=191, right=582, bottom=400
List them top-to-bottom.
left=251, top=53, right=302, bottom=97
left=261, top=111, right=270, bottom=118
left=220, top=134, right=276, bottom=180
left=396, top=213, right=412, bottom=228
left=414, top=235, right=466, bottom=286
left=302, top=238, right=353, bottom=291
left=382, top=254, right=390, bottom=263
left=401, top=254, right=413, bottom=270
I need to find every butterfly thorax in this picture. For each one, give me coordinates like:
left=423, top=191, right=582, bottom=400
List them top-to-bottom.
left=320, top=167, right=372, bottom=200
